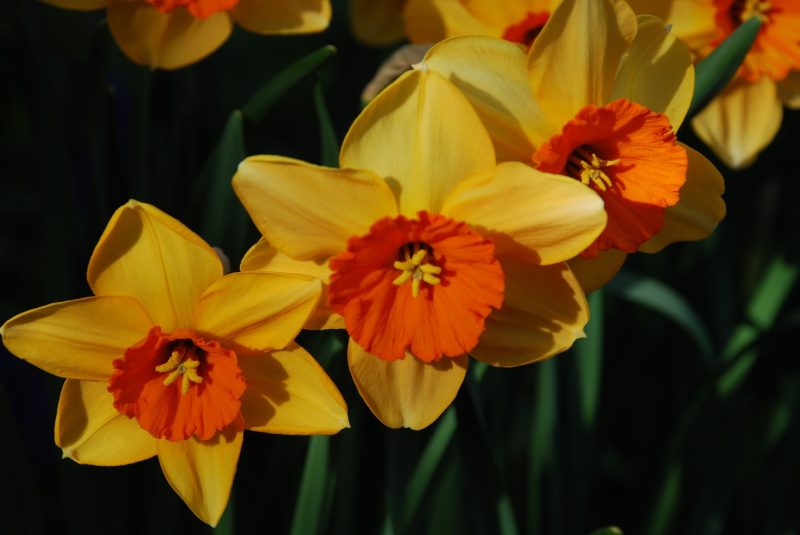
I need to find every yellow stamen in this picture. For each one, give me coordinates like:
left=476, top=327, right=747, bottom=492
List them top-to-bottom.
left=738, top=0, right=771, bottom=22
left=567, top=147, right=620, bottom=192
left=393, top=246, right=442, bottom=298
left=155, top=348, right=203, bottom=394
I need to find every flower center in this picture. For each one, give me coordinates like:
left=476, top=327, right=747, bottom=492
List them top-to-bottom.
left=146, top=0, right=239, bottom=19
left=730, top=0, right=772, bottom=23
left=502, top=11, right=550, bottom=46
left=532, top=98, right=687, bottom=258
left=566, top=146, right=621, bottom=192
left=328, top=211, right=504, bottom=362
left=393, top=243, right=442, bottom=298
left=109, top=327, right=246, bottom=441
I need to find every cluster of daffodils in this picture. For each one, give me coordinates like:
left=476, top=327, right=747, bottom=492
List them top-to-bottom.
left=6, top=0, right=731, bottom=527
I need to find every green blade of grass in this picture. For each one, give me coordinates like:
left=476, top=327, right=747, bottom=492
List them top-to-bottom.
left=688, top=16, right=761, bottom=116
left=242, top=45, right=337, bottom=124
left=313, top=78, right=339, bottom=167
left=607, top=271, right=715, bottom=362
left=575, top=290, right=604, bottom=431
left=527, top=360, right=558, bottom=534
left=290, top=436, right=332, bottom=535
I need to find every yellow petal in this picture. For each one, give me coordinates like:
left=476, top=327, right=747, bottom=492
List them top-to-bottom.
left=40, top=0, right=108, bottom=10
left=232, top=0, right=331, bottom=35
left=349, top=0, right=406, bottom=46
left=404, top=0, right=499, bottom=43
left=461, top=0, right=551, bottom=28
left=527, top=0, right=638, bottom=127
left=625, top=0, right=719, bottom=51
left=107, top=3, right=232, bottom=70
left=612, top=15, right=694, bottom=128
left=422, top=35, right=556, bottom=157
left=340, top=69, right=496, bottom=215
left=777, top=71, right=800, bottom=109
left=691, top=77, right=782, bottom=169
left=639, top=144, right=725, bottom=253
left=233, top=156, right=397, bottom=261
left=441, top=161, right=607, bottom=265
left=87, top=200, right=223, bottom=332
left=241, top=239, right=344, bottom=330
left=568, top=249, right=627, bottom=293
left=472, top=256, right=588, bottom=366
left=193, top=272, right=321, bottom=351
left=1, top=296, right=152, bottom=381
left=347, top=341, right=468, bottom=429
left=239, top=343, right=349, bottom=434
left=56, top=379, right=157, bottom=465
left=157, top=427, right=243, bottom=527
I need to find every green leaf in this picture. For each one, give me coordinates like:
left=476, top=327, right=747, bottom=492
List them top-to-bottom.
left=688, top=17, right=761, bottom=116
left=243, top=45, right=337, bottom=124
left=313, top=78, right=339, bottom=167
left=199, top=110, right=251, bottom=261
left=607, top=271, right=714, bottom=362
left=574, top=290, right=604, bottom=430
left=527, top=360, right=558, bottom=534
left=290, top=436, right=332, bottom=535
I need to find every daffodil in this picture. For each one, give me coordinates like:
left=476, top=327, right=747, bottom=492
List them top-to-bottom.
left=43, top=0, right=332, bottom=69
left=349, top=0, right=407, bottom=47
left=405, top=0, right=560, bottom=45
left=420, top=0, right=726, bottom=291
left=627, top=0, right=800, bottom=168
left=233, top=68, right=607, bottom=429
left=1, top=201, right=348, bottom=526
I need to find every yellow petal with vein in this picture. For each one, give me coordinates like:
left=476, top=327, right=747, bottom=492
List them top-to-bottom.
left=232, top=0, right=331, bottom=35
left=405, top=0, right=499, bottom=42
left=527, top=0, right=637, bottom=127
left=107, top=3, right=232, bottom=70
left=612, top=15, right=694, bottom=128
left=423, top=35, right=556, bottom=157
left=341, top=69, right=496, bottom=215
left=691, top=77, right=782, bottom=169
left=639, top=144, right=725, bottom=253
left=234, top=156, right=397, bottom=261
left=441, top=161, right=606, bottom=265
left=87, top=200, right=222, bottom=332
left=241, top=239, right=344, bottom=330
left=472, top=257, right=588, bottom=366
left=194, top=272, right=321, bottom=351
left=2, top=296, right=152, bottom=381
left=348, top=341, right=467, bottom=429
left=239, top=344, right=349, bottom=434
left=56, top=379, right=156, bottom=465
left=157, top=427, right=243, bottom=527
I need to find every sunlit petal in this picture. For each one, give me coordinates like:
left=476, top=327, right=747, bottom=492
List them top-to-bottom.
left=232, top=0, right=331, bottom=35
left=341, top=69, right=496, bottom=215
left=234, top=156, right=397, bottom=261
left=87, top=200, right=222, bottom=332
left=1, top=296, right=152, bottom=381
left=348, top=341, right=467, bottom=429
left=239, top=344, right=348, bottom=434
left=56, top=379, right=157, bottom=465
left=157, top=427, right=243, bottom=527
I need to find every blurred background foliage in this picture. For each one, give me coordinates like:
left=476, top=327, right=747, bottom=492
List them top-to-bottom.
left=1, top=0, right=799, bottom=533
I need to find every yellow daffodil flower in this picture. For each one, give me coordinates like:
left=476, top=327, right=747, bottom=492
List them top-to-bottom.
left=42, top=0, right=331, bottom=69
left=349, top=0, right=407, bottom=46
left=405, top=0, right=560, bottom=45
left=419, top=0, right=726, bottom=291
left=627, top=0, right=800, bottom=168
left=233, top=68, right=607, bottom=430
left=1, top=201, right=348, bottom=526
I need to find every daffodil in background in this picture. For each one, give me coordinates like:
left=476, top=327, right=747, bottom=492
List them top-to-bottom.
left=41, top=0, right=331, bottom=69
left=349, top=0, right=407, bottom=47
left=405, top=0, right=559, bottom=45
left=420, top=0, right=726, bottom=291
left=626, top=0, right=800, bottom=169
left=233, top=68, right=607, bottom=430
left=1, top=201, right=348, bottom=526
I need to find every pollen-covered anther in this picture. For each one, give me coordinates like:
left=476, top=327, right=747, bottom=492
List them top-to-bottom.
left=735, top=0, right=772, bottom=22
left=567, top=146, right=620, bottom=192
left=393, top=245, right=442, bottom=298
left=155, top=348, right=204, bottom=394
